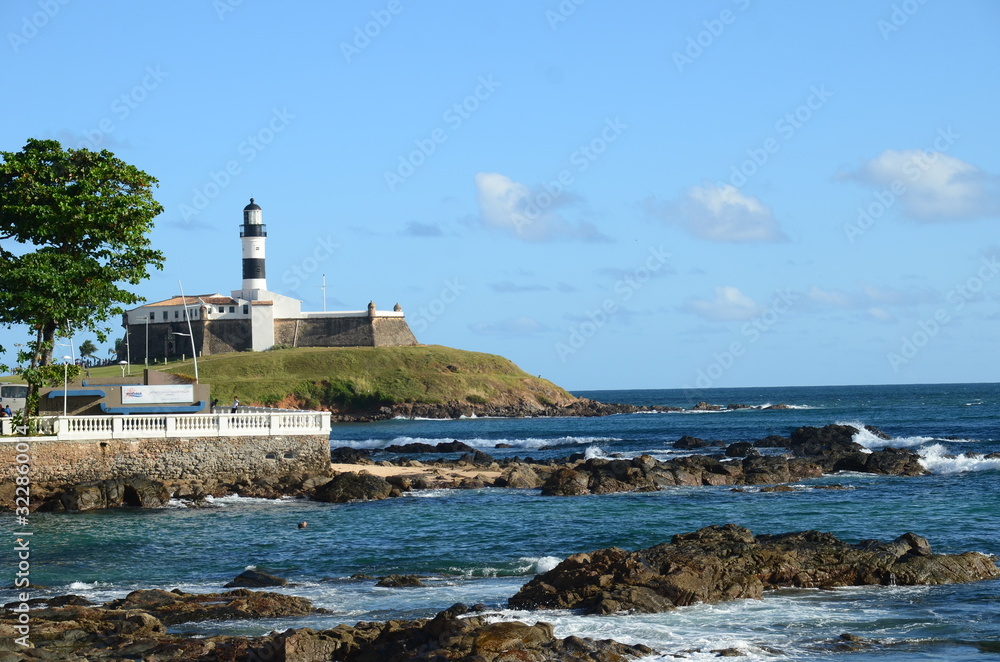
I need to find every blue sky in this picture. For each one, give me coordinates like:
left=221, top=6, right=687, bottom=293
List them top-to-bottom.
left=2, top=1, right=998, bottom=390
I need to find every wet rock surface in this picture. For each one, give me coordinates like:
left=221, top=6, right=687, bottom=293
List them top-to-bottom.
left=508, top=524, right=1000, bottom=614
left=0, top=600, right=654, bottom=661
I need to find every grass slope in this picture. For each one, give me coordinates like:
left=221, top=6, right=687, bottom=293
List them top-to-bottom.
left=161, top=345, right=575, bottom=412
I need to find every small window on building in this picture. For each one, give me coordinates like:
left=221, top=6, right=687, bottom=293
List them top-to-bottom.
left=243, top=305, right=249, bottom=314
left=218, top=306, right=224, bottom=313
left=229, top=306, right=235, bottom=313
left=174, top=310, right=179, bottom=319
left=162, top=311, right=168, bottom=321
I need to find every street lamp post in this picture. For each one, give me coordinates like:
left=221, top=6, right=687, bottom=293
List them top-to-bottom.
left=177, top=281, right=199, bottom=383
left=140, top=315, right=149, bottom=368
left=174, top=332, right=199, bottom=383
left=62, top=355, right=73, bottom=417
left=119, top=360, right=128, bottom=378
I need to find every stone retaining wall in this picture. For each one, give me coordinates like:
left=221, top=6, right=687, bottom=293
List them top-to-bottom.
left=0, top=434, right=330, bottom=485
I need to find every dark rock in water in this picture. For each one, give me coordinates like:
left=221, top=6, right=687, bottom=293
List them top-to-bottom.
left=690, top=401, right=723, bottom=411
left=726, top=403, right=751, bottom=410
left=764, top=403, right=791, bottom=410
left=789, top=424, right=865, bottom=457
left=865, top=424, right=892, bottom=440
left=755, top=434, right=791, bottom=448
left=674, top=435, right=712, bottom=449
left=383, top=440, right=476, bottom=454
left=494, top=442, right=513, bottom=448
left=725, top=442, right=758, bottom=457
left=331, top=446, right=372, bottom=463
left=864, top=448, right=926, bottom=476
left=458, top=450, right=495, bottom=466
left=742, top=456, right=791, bottom=484
left=496, top=463, right=543, bottom=489
left=541, top=467, right=591, bottom=496
left=313, top=471, right=394, bottom=503
left=58, top=476, right=169, bottom=511
left=508, top=524, right=1000, bottom=615
left=224, top=569, right=289, bottom=588
left=375, top=574, right=425, bottom=587
left=104, top=588, right=313, bottom=625
left=45, top=594, right=93, bottom=607
left=3, top=598, right=654, bottom=661
left=255, top=605, right=655, bottom=662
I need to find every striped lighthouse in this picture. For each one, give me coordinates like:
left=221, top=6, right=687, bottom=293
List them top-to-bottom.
left=241, top=197, right=267, bottom=296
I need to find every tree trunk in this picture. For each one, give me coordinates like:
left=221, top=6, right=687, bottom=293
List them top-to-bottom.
left=39, top=319, right=57, bottom=366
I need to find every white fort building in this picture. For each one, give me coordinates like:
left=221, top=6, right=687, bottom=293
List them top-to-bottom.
left=123, top=199, right=417, bottom=362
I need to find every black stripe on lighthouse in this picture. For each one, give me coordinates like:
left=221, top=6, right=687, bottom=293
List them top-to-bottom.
left=243, top=258, right=266, bottom=279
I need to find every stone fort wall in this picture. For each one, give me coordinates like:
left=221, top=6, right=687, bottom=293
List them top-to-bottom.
left=126, top=316, right=416, bottom=362
left=0, top=434, right=330, bottom=486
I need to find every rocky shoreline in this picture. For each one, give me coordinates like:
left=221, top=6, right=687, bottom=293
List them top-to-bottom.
left=331, top=397, right=789, bottom=422
left=6, top=422, right=962, bottom=512
left=3, top=527, right=996, bottom=661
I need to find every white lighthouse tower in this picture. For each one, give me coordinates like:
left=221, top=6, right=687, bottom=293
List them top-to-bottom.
left=241, top=197, right=267, bottom=298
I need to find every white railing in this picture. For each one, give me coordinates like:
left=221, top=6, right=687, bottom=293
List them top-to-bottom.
left=31, top=411, right=331, bottom=440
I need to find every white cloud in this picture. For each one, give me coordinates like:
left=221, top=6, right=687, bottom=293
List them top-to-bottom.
left=842, top=149, right=1000, bottom=222
left=474, top=172, right=609, bottom=242
left=645, top=182, right=786, bottom=242
left=684, top=286, right=762, bottom=321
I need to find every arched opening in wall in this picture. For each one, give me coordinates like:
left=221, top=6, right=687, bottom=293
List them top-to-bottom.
left=265, top=452, right=277, bottom=460
left=283, top=452, right=296, bottom=459
left=122, top=485, right=142, bottom=507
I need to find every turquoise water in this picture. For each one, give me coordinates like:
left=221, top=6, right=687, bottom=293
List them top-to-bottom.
left=6, top=384, right=1000, bottom=660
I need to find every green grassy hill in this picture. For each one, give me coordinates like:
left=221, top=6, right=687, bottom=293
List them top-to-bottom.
left=159, top=345, right=575, bottom=414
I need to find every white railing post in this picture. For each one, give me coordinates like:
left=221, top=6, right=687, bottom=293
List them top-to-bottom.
left=165, top=414, right=177, bottom=437
left=112, top=416, right=123, bottom=439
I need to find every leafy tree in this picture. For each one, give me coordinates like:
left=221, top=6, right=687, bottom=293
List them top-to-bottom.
left=0, top=138, right=165, bottom=375
left=78, top=339, right=98, bottom=361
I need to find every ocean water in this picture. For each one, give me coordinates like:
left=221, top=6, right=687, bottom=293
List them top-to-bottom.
left=8, top=384, right=1000, bottom=660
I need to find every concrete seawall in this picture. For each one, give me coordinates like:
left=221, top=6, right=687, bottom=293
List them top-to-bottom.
left=1, top=434, right=331, bottom=486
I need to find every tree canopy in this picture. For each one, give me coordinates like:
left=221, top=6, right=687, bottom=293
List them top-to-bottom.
left=0, top=138, right=165, bottom=369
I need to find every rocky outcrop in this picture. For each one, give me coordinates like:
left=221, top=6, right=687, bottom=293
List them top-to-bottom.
left=535, top=424, right=927, bottom=497
left=383, top=440, right=476, bottom=454
left=313, top=471, right=396, bottom=503
left=56, top=476, right=170, bottom=511
left=508, top=524, right=1000, bottom=614
left=224, top=569, right=289, bottom=588
left=374, top=574, right=425, bottom=587
left=103, top=588, right=313, bottom=625
left=0, top=601, right=653, bottom=662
